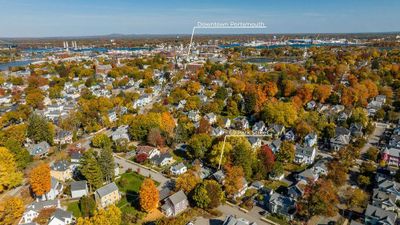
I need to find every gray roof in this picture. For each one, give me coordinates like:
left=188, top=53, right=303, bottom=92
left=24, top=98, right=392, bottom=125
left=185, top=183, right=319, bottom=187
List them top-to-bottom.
left=28, top=141, right=50, bottom=156
left=295, top=145, right=315, bottom=157
left=151, top=153, right=173, bottom=165
left=51, top=160, right=70, bottom=171
left=172, top=162, right=186, bottom=171
left=71, top=180, right=87, bottom=192
left=95, top=182, right=118, bottom=198
left=167, top=190, right=187, bottom=206
left=26, top=200, right=58, bottom=212
left=365, top=204, right=397, bottom=225
left=53, top=208, right=72, bottom=220
left=222, top=215, right=257, bottom=225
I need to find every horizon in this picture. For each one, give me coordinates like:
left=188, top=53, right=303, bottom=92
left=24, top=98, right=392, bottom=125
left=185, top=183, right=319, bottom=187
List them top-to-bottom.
left=1, top=0, right=400, bottom=37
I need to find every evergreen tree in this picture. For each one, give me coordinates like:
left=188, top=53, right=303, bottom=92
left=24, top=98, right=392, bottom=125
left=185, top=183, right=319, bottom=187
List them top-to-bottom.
left=27, top=113, right=54, bottom=144
left=99, top=147, right=115, bottom=183
left=80, top=151, right=103, bottom=191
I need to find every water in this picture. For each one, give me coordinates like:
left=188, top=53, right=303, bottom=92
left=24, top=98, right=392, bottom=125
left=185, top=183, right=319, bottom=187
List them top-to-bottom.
left=220, top=43, right=362, bottom=49
left=0, top=60, right=33, bottom=71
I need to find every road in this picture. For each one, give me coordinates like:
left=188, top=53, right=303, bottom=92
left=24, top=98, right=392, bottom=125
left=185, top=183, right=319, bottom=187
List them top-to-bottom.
left=360, top=122, right=388, bottom=155
left=114, top=155, right=169, bottom=189
left=215, top=204, right=271, bottom=225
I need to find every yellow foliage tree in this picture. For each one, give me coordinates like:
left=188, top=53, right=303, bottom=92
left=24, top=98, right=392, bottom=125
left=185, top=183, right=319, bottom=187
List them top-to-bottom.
left=0, top=147, right=23, bottom=193
left=29, top=163, right=51, bottom=197
left=175, top=170, right=201, bottom=194
left=139, top=178, right=159, bottom=212
left=0, top=197, right=24, bottom=225
left=76, top=205, right=121, bottom=225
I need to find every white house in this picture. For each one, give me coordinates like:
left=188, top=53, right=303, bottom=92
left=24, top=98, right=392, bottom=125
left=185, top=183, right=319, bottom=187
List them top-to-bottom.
left=294, top=145, right=316, bottom=165
left=170, top=162, right=187, bottom=176
left=37, top=177, right=63, bottom=201
left=71, top=180, right=89, bottom=199
left=20, top=200, right=60, bottom=224
left=48, top=209, right=73, bottom=225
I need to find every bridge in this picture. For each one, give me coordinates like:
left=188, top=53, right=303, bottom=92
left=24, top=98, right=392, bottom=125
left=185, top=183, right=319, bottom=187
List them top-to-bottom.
left=0, top=40, right=17, bottom=48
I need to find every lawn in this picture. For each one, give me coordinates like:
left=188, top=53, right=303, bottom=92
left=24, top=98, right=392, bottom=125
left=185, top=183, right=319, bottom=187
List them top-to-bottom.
left=116, top=172, right=145, bottom=193
left=264, top=180, right=289, bottom=190
left=66, top=201, right=82, bottom=217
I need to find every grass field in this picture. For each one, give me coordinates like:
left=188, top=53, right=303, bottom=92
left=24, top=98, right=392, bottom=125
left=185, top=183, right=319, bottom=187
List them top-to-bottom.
left=116, top=172, right=145, bottom=193
left=66, top=201, right=82, bottom=217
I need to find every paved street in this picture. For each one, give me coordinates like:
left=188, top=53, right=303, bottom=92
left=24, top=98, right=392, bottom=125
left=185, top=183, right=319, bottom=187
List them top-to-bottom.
left=360, top=122, right=388, bottom=155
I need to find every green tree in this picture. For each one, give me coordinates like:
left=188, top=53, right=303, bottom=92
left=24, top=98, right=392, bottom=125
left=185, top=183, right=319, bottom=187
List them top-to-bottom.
left=261, top=101, right=298, bottom=127
left=27, top=113, right=54, bottom=144
left=91, top=133, right=111, bottom=149
left=187, top=134, right=212, bottom=159
left=4, top=138, right=31, bottom=169
left=275, top=141, right=295, bottom=163
left=231, top=142, right=253, bottom=180
left=99, top=148, right=115, bottom=182
left=80, top=151, right=103, bottom=191
left=192, top=183, right=211, bottom=209
left=80, top=195, right=96, bottom=217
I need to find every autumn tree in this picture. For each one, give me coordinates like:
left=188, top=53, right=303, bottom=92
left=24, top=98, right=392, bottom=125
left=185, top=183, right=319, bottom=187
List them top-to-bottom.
left=314, top=85, right=332, bottom=103
left=262, top=101, right=298, bottom=127
left=160, top=112, right=176, bottom=136
left=147, top=128, right=165, bottom=147
left=91, top=133, right=111, bottom=149
left=187, top=134, right=212, bottom=159
left=275, top=141, right=295, bottom=163
left=208, top=142, right=232, bottom=168
left=259, top=145, right=275, bottom=174
left=0, top=147, right=23, bottom=193
left=29, top=163, right=51, bottom=197
left=224, top=165, right=244, bottom=197
left=175, top=170, right=201, bottom=194
left=139, top=178, right=159, bottom=212
left=297, top=179, right=339, bottom=219
left=344, top=187, right=368, bottom=209
left=80, top=195, right=96, bottom=217
left=0, top=197, right=24, bottom=225
left=76, top=205, right=121, bottom=225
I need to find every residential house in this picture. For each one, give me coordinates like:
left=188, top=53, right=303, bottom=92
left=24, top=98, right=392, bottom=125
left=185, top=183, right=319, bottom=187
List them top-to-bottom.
left=133, top=94, right=152, bottom=108
left=306, top=101, right=316, bottom=110
left=108, top=110, right=117, bottom=122
left=188, top=110, right=201, bottom=122
left=204, top=113, right=217, bottom=124
left=233, top=116, right=249, bottom=130
left=222, top=118, right=231, bottom=129
left=252, top=121, right=266, bottom=134
left=350, top=123, right=364, bottom=138
left=266, top=124, right=285, bottom=138
left=111, top=125, right=130, bottom=142
left=211, top=127, right=225, bottom=137
left=330, top=127, right=351, bottom=151
left=54, top=130, right=73, bottom=145
left=284, top=130, right=295, bottom=141
left=304, top=133, right=317, bottom=147
left=247, top=137, right=262, bottom=150
left=269, top=139, right=282, bottom=153
left=27, top=141, right=50, bottom=158
left=294, top=145, right=316, bottom=165
left=136, top=146, right=160, bottom=159
left=382, top=148, right=400, bottom=167
left=70, top=152, right=82, bottom=164
left=151, top=153, right=174, bottom=167
left=312, top=159, right=329, bottom=176
left=51, top=160, right=73, bottom=182
left=170, top=162, right=187, bottom=176
left=296, top=168, right=319, bottom=183
left=212, top=170, right=225, bottom=184
left=37, top=177, right=63, bottom=201
left=233, top=178, right=248, bottom=199
left=378, top=179, right=400, bottom=198
left=288, top=180, right=307, bottom=199
left=71, top=181, right=88, bottom=199
left=95, top=182, right=121, bottom=208
left=372, top=189, right=397, bottom=212
left=161, top=190, right=189, bottom=217
left=264, top=191, right=296, bottom=220
left=20, top=200, right=60, bottom=224
left=364, top=204, right=397, bottom=225
left=48, top=209, right=73, bottom=225
left=222, top=215, right=257, bottom=225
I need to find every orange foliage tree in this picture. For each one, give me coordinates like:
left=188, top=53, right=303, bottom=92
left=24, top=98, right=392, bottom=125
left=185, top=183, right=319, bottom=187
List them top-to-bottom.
left=29, top=164, right=51, bottom=197
left=223, top=165, right=244, bottom=197
left=139, top=178, right=159, bottom=212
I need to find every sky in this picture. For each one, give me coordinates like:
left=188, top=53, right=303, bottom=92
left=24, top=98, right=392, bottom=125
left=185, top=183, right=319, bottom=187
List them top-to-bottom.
left=0, top=0, right=399, bottom=37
